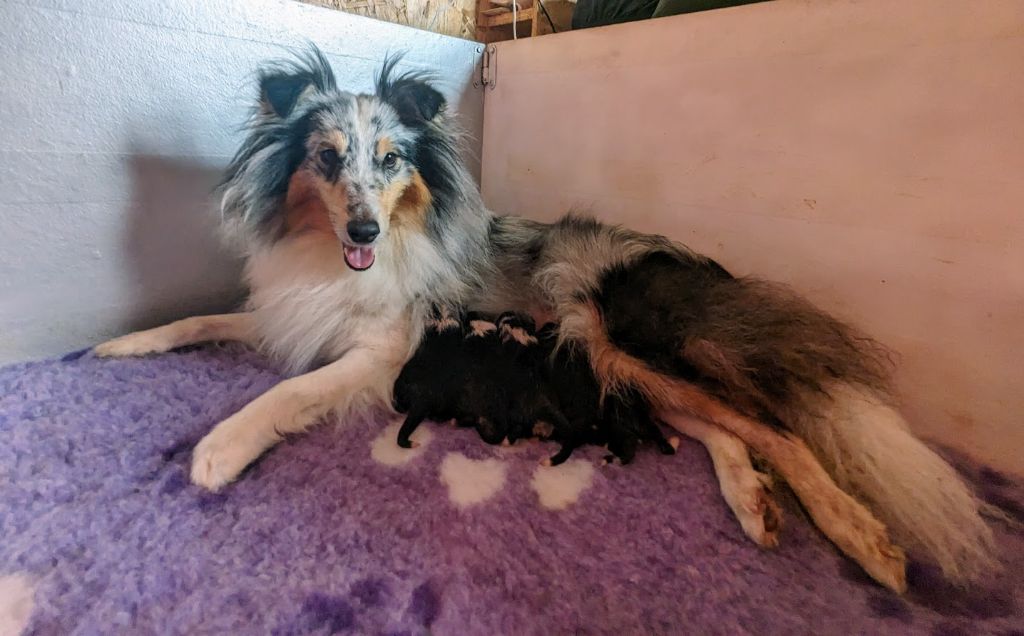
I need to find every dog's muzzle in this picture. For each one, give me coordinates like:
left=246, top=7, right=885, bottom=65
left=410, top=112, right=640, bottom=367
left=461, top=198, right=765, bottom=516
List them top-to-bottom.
left=343, top=219, right=379, bottom=271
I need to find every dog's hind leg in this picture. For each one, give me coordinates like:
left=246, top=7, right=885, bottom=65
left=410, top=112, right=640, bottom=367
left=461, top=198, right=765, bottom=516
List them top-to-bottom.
left=566, top=299, right=906, bottom=591
left=94, top=313, right=257, bottom=357
left=191, top=343, right=401, bottom=491
left=659, top=403, right=907, bottom=593
left=396, top=412, right=427, bottom=449
left=664, top=413, right=780, bottom=548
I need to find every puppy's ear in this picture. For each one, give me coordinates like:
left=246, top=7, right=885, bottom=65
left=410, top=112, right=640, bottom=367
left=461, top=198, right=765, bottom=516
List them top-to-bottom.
left=259, top=46, right=336, bottom=118
left=376, top=55, right=446, bottom=127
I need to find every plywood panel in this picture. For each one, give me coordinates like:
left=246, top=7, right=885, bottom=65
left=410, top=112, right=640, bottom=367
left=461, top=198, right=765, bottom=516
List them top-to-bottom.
left=0, top=0, right=483, bottom=363
left=300, top=0, right=476, bottom=40
left=481, top=0, right=1024, bottom=474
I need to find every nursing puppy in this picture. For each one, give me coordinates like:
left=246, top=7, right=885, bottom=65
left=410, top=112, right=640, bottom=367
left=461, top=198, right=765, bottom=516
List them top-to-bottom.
left=94, top=47, right=996, bottom=591
left=393, top=307, right=465, bottom=449
left=393, top=311, right=566, bottom=453
left=417, top=312, right=674, bottom=465
left=459, top=312, right=570, bottom=454
left=536, top=323, right=677, bottom=465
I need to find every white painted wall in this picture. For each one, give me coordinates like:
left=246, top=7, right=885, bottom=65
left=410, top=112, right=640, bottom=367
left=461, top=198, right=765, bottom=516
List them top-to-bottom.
left=0, top=0, right=484, bottom=364
left=480, top=0, right=1024, bottom=474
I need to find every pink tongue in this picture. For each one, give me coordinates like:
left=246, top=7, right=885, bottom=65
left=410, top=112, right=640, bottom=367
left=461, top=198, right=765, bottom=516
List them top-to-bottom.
left=343, top=245, right=375, bottom=270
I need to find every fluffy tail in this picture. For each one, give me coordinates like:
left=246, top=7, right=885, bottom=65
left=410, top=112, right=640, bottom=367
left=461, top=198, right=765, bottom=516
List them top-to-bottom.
left=596, top=253, right=999, bottom=583
left=671, top=276, right=998, bottom=583
left=790, top=381, right=997, bottom=583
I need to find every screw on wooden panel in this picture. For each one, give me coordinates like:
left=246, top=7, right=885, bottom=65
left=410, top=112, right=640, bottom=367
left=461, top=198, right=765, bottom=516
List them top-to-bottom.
left=472, top=46, right=482, bottom=88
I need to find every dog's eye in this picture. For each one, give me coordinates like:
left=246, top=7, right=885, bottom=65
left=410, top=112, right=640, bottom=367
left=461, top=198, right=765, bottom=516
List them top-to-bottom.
left=319, top=148, right=339, bottom=169
left=382, top=152, right=399, bottom=169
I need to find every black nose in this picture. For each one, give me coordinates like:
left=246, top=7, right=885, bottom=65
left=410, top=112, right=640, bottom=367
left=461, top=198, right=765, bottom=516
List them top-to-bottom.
left=346, top=220, right=380, bottom=244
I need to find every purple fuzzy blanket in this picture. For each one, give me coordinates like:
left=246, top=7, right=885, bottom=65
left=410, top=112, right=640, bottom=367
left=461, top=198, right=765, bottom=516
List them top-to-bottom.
left=1, top=345, right=1022, bottom=635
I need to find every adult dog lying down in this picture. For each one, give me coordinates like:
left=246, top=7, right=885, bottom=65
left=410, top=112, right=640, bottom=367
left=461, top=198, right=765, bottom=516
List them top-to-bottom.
left=94, top=48, right=995, bottom=592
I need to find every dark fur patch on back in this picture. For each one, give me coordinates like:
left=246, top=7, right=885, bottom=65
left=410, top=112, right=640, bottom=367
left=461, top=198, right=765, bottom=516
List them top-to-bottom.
left=523, top=235, right=544, bottom=267
left=596, top=251, right=894, bottom=428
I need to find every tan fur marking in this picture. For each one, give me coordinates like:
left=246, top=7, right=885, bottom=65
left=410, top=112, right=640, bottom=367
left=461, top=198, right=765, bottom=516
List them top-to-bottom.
left=326, top=130, right=349, bottom=155
left=376, top=137, right=395, bottom=158
left=285, top=170, right=334, bottom=235
left=386, top=170, right=432, bottom=230
left=311, top=179, right=350, bottom=231
left=567, top=300, right=907, bottom=593
left=470, top=320, right=496, bottom=336
left=501, top=326, right=538, bottom=346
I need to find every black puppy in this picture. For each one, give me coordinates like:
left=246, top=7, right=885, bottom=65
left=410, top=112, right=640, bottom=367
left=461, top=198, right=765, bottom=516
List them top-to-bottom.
left=393, top=307, right=467, bottom=449
left=394, top=309, right=674, bottom=465
left=393, top=310, right=557, bottom=449
left=461, top=312, right=570, bottom=451
left=532, top=322, right=600, bottom=464
left=537, top=323, right=677, bottom=465
left=601, top=387, right=678, bottom=464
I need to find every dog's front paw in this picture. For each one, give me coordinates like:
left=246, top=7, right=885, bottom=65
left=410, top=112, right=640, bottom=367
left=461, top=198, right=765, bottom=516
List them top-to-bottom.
left=94, top=331, right=173, bottom=358
left=190, top=423, right=266, bottom=491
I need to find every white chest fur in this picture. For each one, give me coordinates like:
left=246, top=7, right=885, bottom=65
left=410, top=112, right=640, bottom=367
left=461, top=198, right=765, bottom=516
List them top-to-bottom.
left=243, top=232, right=415, bottom=374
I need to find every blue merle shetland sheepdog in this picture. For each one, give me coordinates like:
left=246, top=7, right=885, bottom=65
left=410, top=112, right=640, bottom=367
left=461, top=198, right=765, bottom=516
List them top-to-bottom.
left=94, top=47, right=996, bottom=592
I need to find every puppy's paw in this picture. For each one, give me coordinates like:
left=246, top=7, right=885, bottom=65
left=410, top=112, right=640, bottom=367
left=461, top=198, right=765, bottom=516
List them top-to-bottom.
left=94, top=331, right=174, bottom=358
left=190, top=423, right=266, bottom=491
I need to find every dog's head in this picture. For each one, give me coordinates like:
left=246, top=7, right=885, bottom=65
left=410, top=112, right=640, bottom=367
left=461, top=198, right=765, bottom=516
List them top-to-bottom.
left=222, top=48, right=455, bottom=272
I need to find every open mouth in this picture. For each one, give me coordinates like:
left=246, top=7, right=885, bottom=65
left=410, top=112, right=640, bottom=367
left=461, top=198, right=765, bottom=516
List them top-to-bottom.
left=343, top=244, right=376, bottom=271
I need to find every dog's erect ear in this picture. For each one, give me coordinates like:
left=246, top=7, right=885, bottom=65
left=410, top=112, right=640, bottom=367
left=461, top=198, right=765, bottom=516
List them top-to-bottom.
left=258, top=46, right=337, bottom=118
left=376, top=55, right=446, bottom=127
left=261, top=75, right=311, bottom=118
left=385, top=79, right=446, bottom=126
